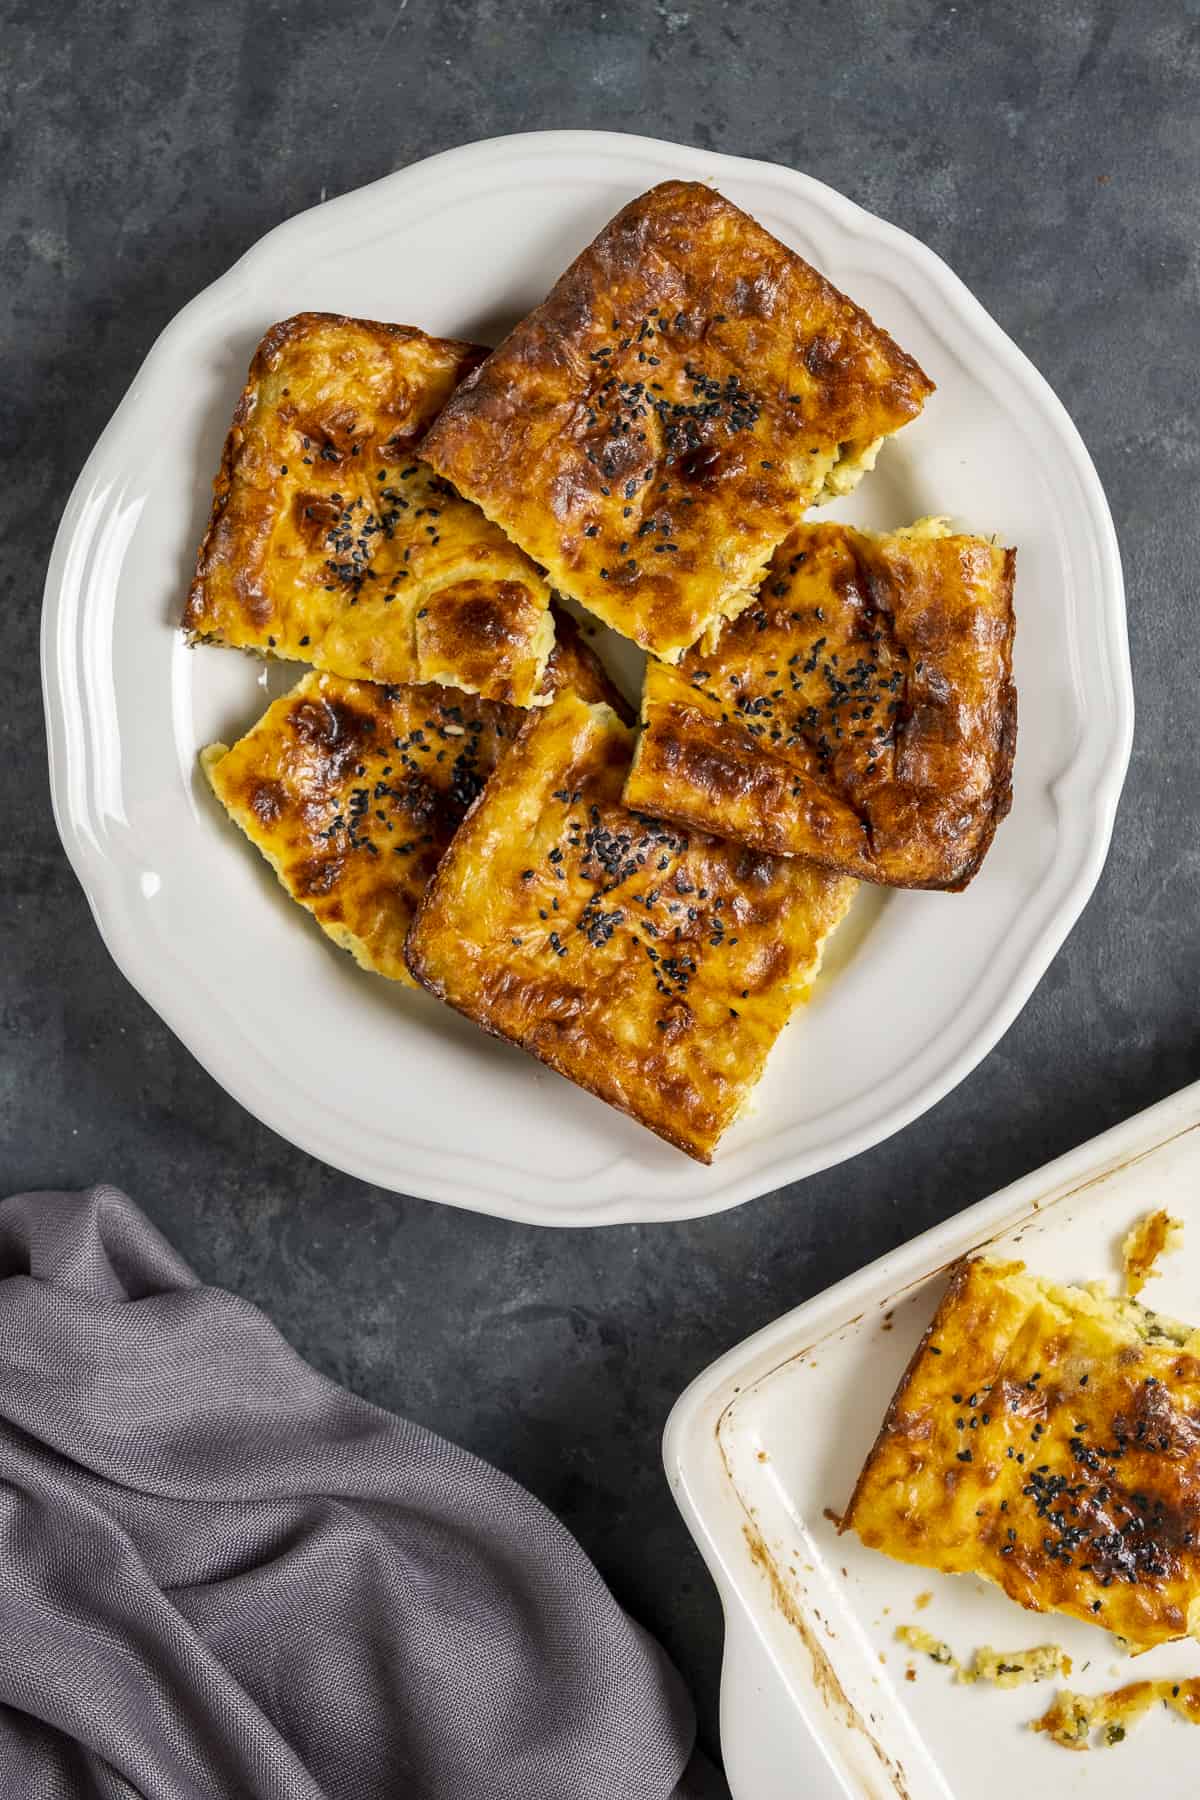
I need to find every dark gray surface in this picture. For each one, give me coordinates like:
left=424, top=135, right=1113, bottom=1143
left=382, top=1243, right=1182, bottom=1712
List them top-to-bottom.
left=3, top=0, right=1198, bottom=1764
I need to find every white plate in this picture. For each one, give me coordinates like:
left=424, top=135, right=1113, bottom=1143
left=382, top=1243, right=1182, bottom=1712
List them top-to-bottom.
left=41, top=130, right=1132, bottom=1225
left=665, top=1080, right=1200, bottom=1797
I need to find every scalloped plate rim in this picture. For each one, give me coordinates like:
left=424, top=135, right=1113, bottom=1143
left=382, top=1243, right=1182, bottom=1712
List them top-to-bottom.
left=41, top=130, right=1132, bottom=1225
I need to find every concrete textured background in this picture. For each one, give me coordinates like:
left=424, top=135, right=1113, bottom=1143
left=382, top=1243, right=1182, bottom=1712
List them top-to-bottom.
left=3, top=0, right=1199, bottom=1769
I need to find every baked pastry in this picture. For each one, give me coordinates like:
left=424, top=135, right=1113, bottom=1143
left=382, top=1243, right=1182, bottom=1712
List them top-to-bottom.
left=420, top=181, right=933, bottom=661
left=183, top=312, right=554, bottom=705
left=624, top=519, right=1016, bottom=890
left=202, top=609, right=626, bottom=987
left=405, top=689, right=854, bottom=1161
left=842, top=1257, right=1200, bottom=1652
left=1034, top=1675, right=1200, bottom=1749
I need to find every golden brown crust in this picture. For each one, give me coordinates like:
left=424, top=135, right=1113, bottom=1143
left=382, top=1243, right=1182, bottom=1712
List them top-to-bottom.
left=421, top=182, right=934, bottom=661
left=183, top=312, right=554, bottom=705
left=624, top=523, right=1017, bottom=890
left=200, top=605, right=623, bottom=986
left=203, top=675, right=521, bottom=986
left=404, top=690, right=855, bottom=1161
left=843, top=1257, right=1200, bottom=1652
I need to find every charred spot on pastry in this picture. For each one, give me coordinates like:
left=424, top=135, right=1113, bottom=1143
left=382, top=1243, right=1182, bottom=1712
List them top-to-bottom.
left=729, top=271, right=779, bottom=318
left=804, top=334, right=839, bottom=378
left=677, top=441, right=722, bottom=482
left=291, top=492, right=340, bottom=547
left=466, top=584, right=531, bottom=645
left=292, top=696, right=373, bottom=758
left=249, top=779, right=285, bottom=824
left=733, top=849, right=777, bottom=889
left=296, top=857, right=343, bottom=898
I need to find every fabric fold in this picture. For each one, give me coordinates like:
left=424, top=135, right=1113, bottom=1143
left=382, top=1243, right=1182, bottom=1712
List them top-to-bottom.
left=0, top=1185, right=720, bottom=1800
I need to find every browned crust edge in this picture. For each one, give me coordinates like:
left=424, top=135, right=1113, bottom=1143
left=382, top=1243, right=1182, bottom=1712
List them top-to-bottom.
left=426, top=180, right=935, bottom=461
left=182, top=311, right=489, bottom=636
left=948, top=544, right=1019, bottom=891
left=627, top=545, right=1018, bottom=894
left=403, top=708, right=715, bottom=1165
left=406, top=940, right=716, bottom=1163
left=839, top=1258, right=976, bottom=1535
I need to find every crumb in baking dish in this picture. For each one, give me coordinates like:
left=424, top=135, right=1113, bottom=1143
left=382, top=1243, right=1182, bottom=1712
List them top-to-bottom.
left=1122, top=1209, right=1183, bottom=1298
left=895, top=1625, right=1071, bottom=1687
left=1033, top=1676, right=1200, bottom=1749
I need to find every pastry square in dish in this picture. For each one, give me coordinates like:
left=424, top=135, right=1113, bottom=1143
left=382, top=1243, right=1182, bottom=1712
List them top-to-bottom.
left=421, top=181, right=934, bottom=661
left=183, top=312, right=554, bottom=706
left=624, top=519, right=1016, bottom=890
left=202, top=609, right=627, bottom=987
left=405, top=689, right=854, bottom=1161
left=842, top=1257, right=1200, bottom=1653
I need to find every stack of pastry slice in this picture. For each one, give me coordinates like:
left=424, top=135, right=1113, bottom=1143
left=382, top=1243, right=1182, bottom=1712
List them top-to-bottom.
left=188, top=182, right=1016, bottom=1162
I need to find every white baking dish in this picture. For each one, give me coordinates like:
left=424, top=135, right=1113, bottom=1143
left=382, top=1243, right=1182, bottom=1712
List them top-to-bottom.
left=665, top=1081, right=1200, bottom=1797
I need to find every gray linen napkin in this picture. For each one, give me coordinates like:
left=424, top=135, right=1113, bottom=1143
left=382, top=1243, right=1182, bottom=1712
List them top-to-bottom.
left=0, top=1185, right=725, bottom=1800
